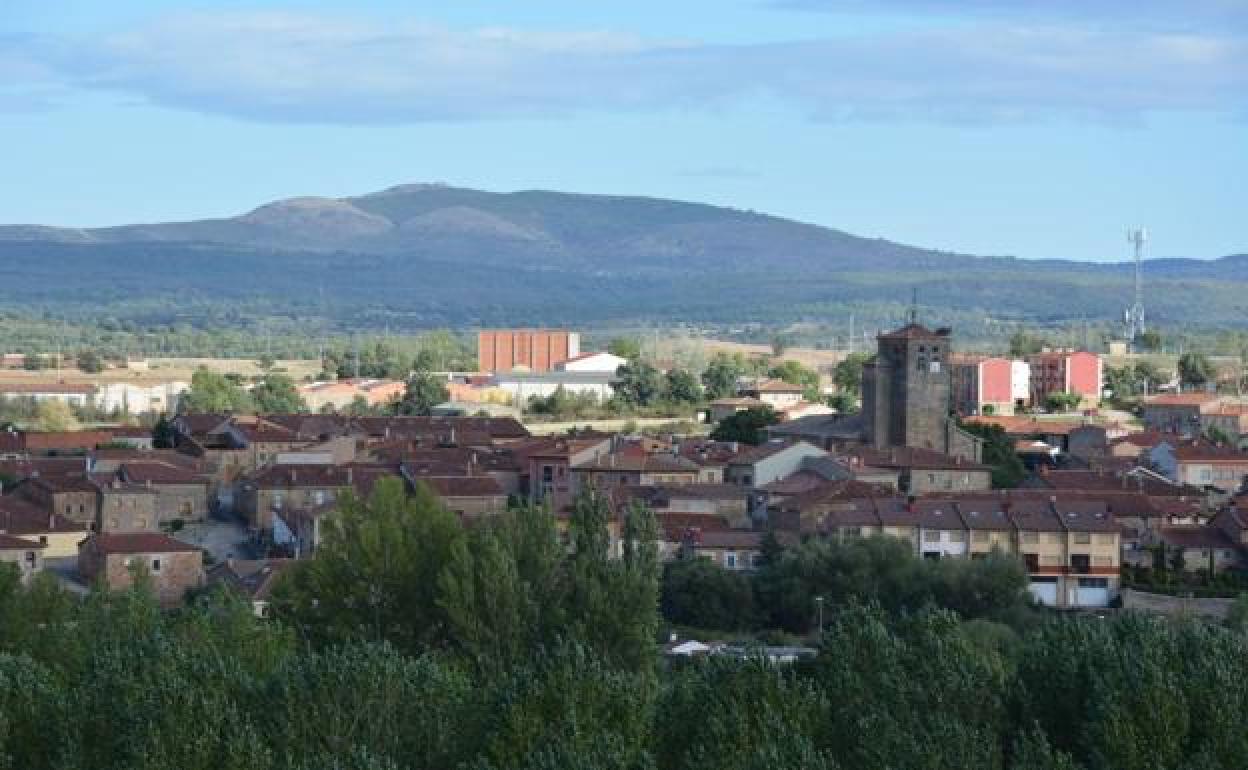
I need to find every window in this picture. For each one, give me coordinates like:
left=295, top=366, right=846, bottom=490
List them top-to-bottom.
left=542, top=465, right=554, bottom=483
left=79, top=504, right=85, bottom=514
left=65, top=505, right=72, bottom=515
left=108, top=517, right=120, bottom=529
left=135, top=518, right=148, bottom=530
left=843, top=526, right=862, bottom=537
left=923, top=530, right=940, bottom=542
left=948, top=530, right=965, bottom=542
left=973, top=531, right=990, bottom=543
left=1021, top=532, right=1038, bottom=544
left=1074, top=532, right=1091, bottom=544
left=1047, top=533, right=1063, bottom=544
left=1095, top=533, right=1115, bottom=545
left=39, top=536, right=48, bottom=546
left=25, top=551, right=36, bottom=567
left=724, top=551, right=737, bottom=569
left=751, top=552, right=763, bottom=568
left=923, top=552, right=941, bottom=561
left=1023, top=553, right=1039, bottom=572
left=1070, top=554, right=1091, bottom=574
left=151, top=558, right=162, bottom=573
left=1078, top=577, right=1108, bottom=589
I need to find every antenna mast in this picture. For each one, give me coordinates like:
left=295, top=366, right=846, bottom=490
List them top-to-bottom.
left=1124, top=228, right=1147, bottom=350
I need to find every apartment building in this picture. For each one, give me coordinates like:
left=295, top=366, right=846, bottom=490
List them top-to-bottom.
left=820, top=495, right=1121, bottom=608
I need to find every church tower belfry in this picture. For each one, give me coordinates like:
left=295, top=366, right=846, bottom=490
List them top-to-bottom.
left=861, top=322, right=953, bottom=452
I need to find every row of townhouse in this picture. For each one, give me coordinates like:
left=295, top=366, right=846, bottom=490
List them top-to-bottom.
left=809, top=495, right=1122, bottom=608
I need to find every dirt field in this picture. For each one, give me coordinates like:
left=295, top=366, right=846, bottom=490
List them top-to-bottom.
left=656, top=337, right=849, bottom=377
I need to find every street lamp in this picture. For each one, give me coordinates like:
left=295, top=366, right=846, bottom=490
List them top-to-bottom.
left=814, top=595, right=825, bottom=636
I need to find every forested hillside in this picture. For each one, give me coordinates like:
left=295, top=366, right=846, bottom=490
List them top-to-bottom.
left=2, top=185, right=1245, bottom=334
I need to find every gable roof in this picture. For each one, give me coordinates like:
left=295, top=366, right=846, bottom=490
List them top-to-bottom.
left=86, top=532, right=201, bottom=554
left=207, top=558, right=295, bottom=601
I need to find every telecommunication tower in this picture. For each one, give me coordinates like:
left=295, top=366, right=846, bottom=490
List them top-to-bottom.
left=1124, top=228, right=1147, bottom=349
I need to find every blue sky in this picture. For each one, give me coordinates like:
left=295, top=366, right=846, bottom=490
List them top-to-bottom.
left=3, top=0, right=1245, bottom=260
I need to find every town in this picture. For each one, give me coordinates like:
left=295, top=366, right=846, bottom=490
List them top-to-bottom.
left=3, top=0, right=1244, bottom=765
left=2, top=322, right=1244, bottom=620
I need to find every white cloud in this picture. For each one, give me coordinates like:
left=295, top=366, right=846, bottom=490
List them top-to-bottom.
left=10, top=11, right=1248, bottom=124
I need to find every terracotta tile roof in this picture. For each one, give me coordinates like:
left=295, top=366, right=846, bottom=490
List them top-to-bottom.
left=747, top=379, right=804, bottom=394
left=964, top=416, right=1084, bottom=436
left=23, top=431, right=115, bottom=452
left=677, top=441, right=745, bottom=467
left=1173, top=444, right=1248, bottom=463
left=576, top=453, right=700, bottom=474
left=120, top=462, right=208, bottom=486
left=246, top=463, right=401, bottom=495
left=762, top=470, right=829, bottom=497
left=414, top=476, right=505, bottom=498
left=777, top=480, right=896, bottom=513
left=0, top=497, right=86, bottom=534
left=910, top=499, right=964, bottom=529
left=955, top=499, right=1014, bottom=530
left=1007, top=499, right=1065, bottom=532
left=1054, top=500, right=1118, bottom=532
left=1158, top=527, right=1236, bottom=550
left=692, top=530, right=764, bottom=549
left=86, top=532, right=200, bottom=554
left=0, top=533, right=43, bottom=550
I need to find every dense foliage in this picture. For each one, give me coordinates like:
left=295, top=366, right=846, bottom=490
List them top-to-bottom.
left=4, top=484, right=1248, bottom=768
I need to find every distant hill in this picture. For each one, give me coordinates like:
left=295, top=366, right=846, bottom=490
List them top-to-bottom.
left=1, top=184, right=1245, bottom=332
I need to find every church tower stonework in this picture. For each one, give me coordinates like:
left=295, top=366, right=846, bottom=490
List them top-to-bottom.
left=861, top=322, right=982, bottom=462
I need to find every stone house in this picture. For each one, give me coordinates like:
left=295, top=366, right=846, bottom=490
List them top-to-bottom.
left=77, top=532, right=203, bottom=606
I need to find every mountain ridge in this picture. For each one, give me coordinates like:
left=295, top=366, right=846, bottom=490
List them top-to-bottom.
left=0, top=183, right=1244, bottom=332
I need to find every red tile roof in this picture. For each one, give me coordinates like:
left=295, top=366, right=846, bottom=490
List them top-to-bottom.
left=415, top=476, right=505, bottom=498
left=86, top=532, right=200, bottom=554
left=0, top=533, right=43, bottom=550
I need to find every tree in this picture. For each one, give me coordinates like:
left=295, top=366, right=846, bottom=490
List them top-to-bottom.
left=1137, top=330, right=1163, bottom=352
left=1009, top=332, right=1047, bottom=357
left=770, top=334, right=792, bottom=358
left=606, top=337, right=642, bottom=360
left=76, top=349, right=104, bottom=373
left=833, top=352, right=872, bottom=396
left=1178, top=352, right=1214, bottom=390
left=22, top=353, right=48, bottom=371
left=256, top=353, right=276, bottom=371
left=701, top=353, right=747, bottom=400
left=613, top=360, right=663, bottom=407
left=768, top=360, right=820, bottom=401
left=179, top=367, right=254, bottom=414
left=664, top=369, right=703, bottom=404
left=393, top=371, right=449, bottom=416
left=251, top=373, right=306, bottom=413
left=1044, top=391, right=1082, bottom=413
left=826, top=392, right=858, bottom=414
left=35, top=399, right=79, bottom=432
left=710, top=406, right=779, bottom=445
left=151, top=413, right=176, bottom=449
left=960, top=422, right=1025, bottom=488
left=271, top=478, right=467, bottom=654
left=564, top=490, right=660, bottom=673
left=660, top=557, right=757, bottom=631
